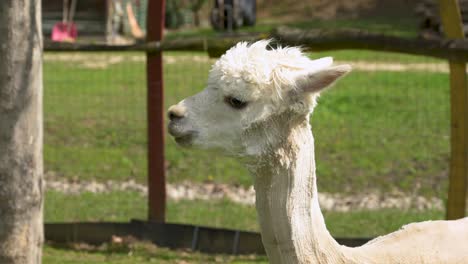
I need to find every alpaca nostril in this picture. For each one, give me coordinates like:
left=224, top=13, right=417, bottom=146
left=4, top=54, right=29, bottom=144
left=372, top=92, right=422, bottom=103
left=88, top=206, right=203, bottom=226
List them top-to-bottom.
left=168, top=103, right=188, bottom=122
left=168, top=105, right=186, bottom=121
left=168, top=111, right=183, bottom=121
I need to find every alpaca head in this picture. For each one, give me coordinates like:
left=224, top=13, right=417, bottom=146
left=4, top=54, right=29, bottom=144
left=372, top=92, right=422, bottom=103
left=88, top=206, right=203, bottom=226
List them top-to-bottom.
left=168, top=40, right=351, bottom=156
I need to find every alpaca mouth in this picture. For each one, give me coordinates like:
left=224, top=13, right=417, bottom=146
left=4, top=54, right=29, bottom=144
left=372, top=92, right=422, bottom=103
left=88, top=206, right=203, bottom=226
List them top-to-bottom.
left=168, top=122, right=196, bottom=147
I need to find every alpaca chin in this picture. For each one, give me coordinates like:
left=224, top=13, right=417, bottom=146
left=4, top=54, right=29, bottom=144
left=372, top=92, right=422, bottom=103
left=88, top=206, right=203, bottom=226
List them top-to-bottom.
left=173, top=133, right=195, bottom=147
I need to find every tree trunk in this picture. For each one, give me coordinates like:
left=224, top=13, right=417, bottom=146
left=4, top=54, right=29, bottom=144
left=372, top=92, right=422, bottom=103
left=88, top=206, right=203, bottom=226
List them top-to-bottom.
left=0, top=0, right=44, bottom=263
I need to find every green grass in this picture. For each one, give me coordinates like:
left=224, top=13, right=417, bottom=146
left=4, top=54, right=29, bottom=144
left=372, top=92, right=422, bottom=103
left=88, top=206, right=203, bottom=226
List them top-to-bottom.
left=44, top=52, right=451, bottom=197
left=314, top=70, right=450, bottom=195
left=45, top=190, right=444, bottom=238
left=45, top=191, right=258, bottom=231
left=43, top=244, right=268, bottom=263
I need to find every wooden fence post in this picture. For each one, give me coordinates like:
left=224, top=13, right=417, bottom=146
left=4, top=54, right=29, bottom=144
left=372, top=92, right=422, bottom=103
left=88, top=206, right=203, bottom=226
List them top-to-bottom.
left=147, top=0, right=166, bottom=222
left=439, top=0, right=468, bottom=219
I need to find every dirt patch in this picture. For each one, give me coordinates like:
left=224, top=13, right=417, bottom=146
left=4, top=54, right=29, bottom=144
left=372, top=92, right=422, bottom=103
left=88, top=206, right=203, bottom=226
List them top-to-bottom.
left=44, top=53, right=214, bottom=69
left=44, top=54, right=145, bottom=69
left=338, top=60, right=452, bottom=73
left=45, top=178, right=443, bottom=212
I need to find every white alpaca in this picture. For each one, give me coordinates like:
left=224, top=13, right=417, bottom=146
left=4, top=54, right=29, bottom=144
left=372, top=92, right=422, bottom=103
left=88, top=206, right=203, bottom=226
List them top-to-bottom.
left=167, top=40, right=468, bottom=263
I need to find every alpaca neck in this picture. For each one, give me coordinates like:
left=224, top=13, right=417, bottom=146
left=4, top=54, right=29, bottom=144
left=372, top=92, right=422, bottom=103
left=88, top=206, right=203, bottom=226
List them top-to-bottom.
left=248, top=120, right=348, bottom=263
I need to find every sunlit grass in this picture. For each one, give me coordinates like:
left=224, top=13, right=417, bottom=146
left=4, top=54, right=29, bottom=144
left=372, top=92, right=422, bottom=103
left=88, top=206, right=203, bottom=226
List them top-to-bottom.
left=45, top=190, right=444, bottom=238
left=43, top=243, right=268, bottom=264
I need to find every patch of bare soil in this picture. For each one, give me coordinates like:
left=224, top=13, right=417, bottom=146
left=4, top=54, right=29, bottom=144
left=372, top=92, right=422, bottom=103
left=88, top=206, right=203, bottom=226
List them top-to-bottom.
left=44, top=54, right=145, bottom=69
left=44, top=54, right=214, bottom=69
left=338, top=60, right=453, bottom=73
left=45, top=178, right=443, bottom=212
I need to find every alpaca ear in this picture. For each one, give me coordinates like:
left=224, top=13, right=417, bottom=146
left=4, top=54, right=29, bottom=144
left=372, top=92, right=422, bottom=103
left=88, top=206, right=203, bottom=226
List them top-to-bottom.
left=297, top=65, right=352, bottom=94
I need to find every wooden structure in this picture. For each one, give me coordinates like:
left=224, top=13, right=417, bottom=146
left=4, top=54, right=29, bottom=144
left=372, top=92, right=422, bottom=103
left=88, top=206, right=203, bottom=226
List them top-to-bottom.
left=42, top=0, right=108, bottom=38
left=42, top=0, right=147, bottom=41
left=146, top=0, right=166, bottom=222
left=417, top=0, right=468, bottom=38
left=440, top=0, right=468, bottom=219
left=43, top=30, right=468, bottom=61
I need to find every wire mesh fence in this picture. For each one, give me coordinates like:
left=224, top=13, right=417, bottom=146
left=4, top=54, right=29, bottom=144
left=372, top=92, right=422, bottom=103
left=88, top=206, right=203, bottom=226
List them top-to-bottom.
left=43, top=46, right=462, bottom=237
left=44, top=52, right=148, bottom=222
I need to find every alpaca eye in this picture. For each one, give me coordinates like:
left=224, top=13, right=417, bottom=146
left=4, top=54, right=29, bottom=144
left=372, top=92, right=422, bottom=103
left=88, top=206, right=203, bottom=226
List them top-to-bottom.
left=225, top=96, right=248, bottom=109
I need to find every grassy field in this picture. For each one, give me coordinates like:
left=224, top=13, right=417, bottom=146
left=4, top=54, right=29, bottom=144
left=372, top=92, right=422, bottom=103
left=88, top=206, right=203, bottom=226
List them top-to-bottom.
left=44, top=51, right=451, bottom=197
left=45, top=190, right=444, bottom=238
left=43, top=244, right=268, bottom=264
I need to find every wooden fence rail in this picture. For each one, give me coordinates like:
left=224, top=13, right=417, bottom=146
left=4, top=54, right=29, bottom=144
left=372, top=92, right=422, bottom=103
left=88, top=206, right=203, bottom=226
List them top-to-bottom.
left=440, top=0, right=468, bottom=219
left=272, top=27, right=468, bottom=62
left=44, top=28, right=468, bottom=61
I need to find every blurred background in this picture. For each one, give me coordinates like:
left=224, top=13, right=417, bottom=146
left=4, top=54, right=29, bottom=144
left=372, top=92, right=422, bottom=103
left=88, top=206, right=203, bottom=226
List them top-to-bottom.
left=42, top=0, right=466, bottom=262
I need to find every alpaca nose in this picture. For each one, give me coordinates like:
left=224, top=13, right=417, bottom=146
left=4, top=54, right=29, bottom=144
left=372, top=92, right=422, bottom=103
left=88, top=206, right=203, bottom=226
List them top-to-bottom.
left=168, top=105, right=186, bottom=121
